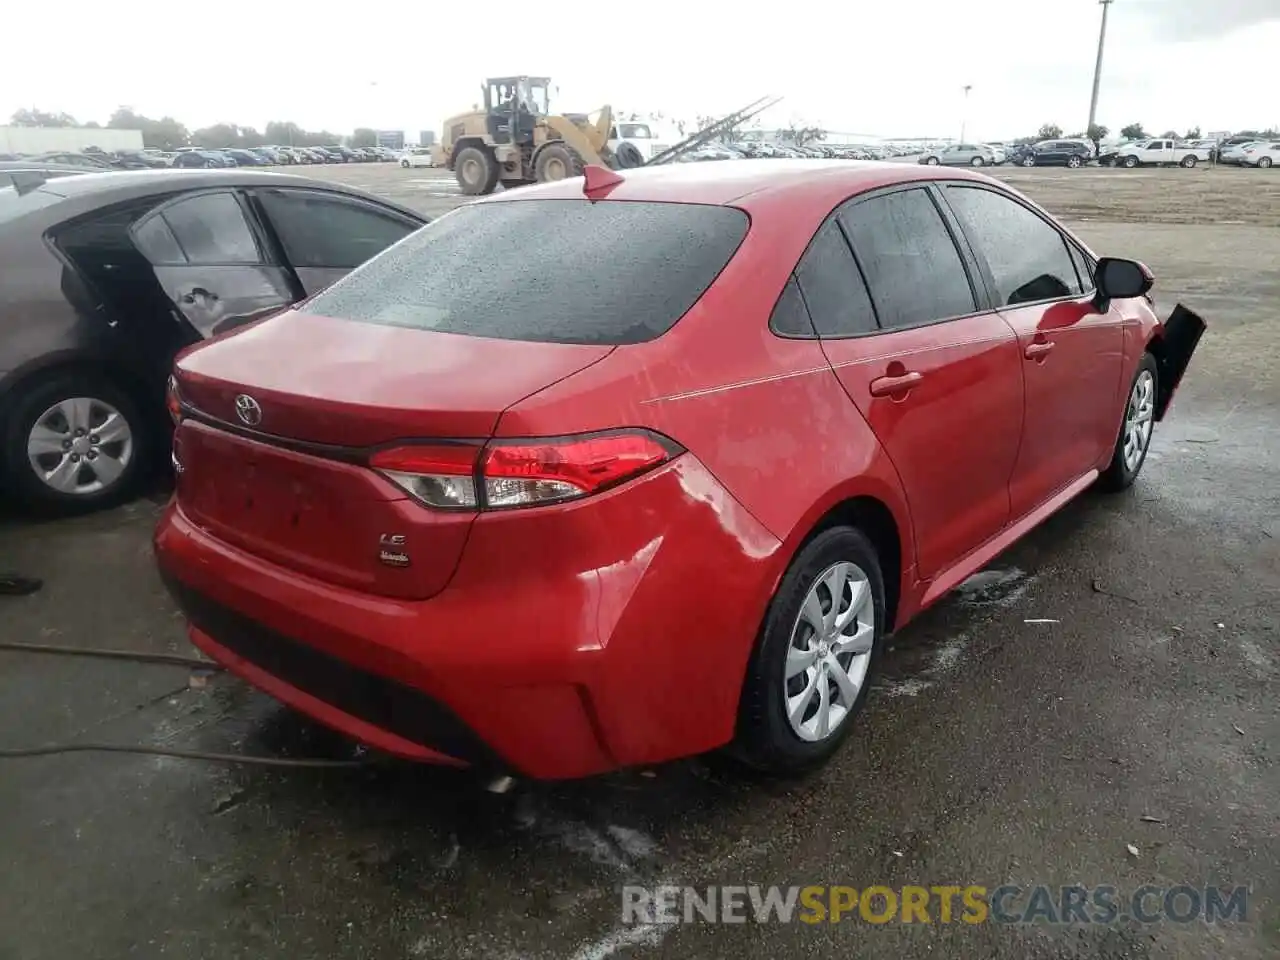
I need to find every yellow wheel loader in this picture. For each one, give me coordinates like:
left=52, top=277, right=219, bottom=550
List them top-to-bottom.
left=433, top=76, right=643, bottom=196
left=433, top=82, right=781, bottom=196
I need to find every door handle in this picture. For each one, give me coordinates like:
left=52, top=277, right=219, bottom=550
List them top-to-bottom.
left=181, top=288, right=219, bottom=305
left=1024, top=340, right=1055, bottom=360
left=869, top=371, right=923, bottom=397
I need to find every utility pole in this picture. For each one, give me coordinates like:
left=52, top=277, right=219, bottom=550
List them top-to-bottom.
left=1088, top=0, right=1113, bottom=133
left=960, top=85, right=972, bottom=143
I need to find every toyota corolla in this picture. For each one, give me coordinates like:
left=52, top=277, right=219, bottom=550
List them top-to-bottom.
left=154, top=160, right=1204, bottom=780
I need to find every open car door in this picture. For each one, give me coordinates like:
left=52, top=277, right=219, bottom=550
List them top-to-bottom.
left=1155, top=304, right=1207, bottom=419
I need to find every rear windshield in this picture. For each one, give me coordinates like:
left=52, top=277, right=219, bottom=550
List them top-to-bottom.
left=302, top=198, right=750, bottom=345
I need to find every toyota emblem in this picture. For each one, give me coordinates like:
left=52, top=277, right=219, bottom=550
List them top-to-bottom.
left=234, top=394, right=263, bottom=426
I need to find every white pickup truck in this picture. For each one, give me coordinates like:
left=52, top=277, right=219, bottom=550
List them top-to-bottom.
left=1109, top=139, right=1212, bottom=169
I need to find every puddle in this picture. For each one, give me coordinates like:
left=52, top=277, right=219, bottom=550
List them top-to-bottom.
left=952, top=567, right=1036, bottom=608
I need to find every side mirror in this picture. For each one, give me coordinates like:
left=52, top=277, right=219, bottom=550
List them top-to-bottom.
left=1094, top=257, right=1153, bottom=305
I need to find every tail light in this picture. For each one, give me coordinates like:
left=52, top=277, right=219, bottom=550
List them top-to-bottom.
left=165, top=375, right=183, bottom=425
left=369, top=430, right=683, bottom=511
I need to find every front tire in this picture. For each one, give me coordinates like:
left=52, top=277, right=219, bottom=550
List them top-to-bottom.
left=533, top=143, right=584, bottom=183
left=454, top=146, right=499, bottom=195
left=1022, top=154, right=1036, bottom=167
left=1067, top=155, right=1083, bottom=168
left=1122, top=155, right=1139, bottom=169
left=925, top=156, right=940, bottom=166
left=971, top=156, right=985, bottom=166
left=400, top=159, right=410, bottom=168
left=1098, top=353, right=1158, bottom=492
left=1, top=373, right=152, bottom=515
left=734, top=526, right=885, bottom=775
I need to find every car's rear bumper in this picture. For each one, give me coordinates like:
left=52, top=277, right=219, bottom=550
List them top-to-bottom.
left=154, top=456, right=783, bottom=779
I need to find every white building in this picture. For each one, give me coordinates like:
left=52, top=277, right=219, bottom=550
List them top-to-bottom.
left=0, top=126, right=144, bottom=155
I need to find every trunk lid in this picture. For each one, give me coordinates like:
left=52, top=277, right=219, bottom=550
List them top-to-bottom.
left=175, top=308, right=614, bottom=446
left=172, top=309, right=612, bottom=599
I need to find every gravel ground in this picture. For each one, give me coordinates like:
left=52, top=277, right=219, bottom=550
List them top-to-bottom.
left=1, top=163, right=1277, bottom=960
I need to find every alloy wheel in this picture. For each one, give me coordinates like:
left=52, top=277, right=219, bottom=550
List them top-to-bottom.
left=1122, top=370, right=1155, bottom=472
left=26, top=397, right=134, bottom=496
left=784, top=561, right=875, bottom=742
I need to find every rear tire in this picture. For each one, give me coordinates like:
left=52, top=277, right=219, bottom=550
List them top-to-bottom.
left=533, top=142, right=584, bottom=183
left=454, top=146, right=499, bottom=195
left=1180, top=155, right=1198, bottom=168
left=925, top=156, right=940, bottom=166
left=971, top=156, right=985, bottom=166
left=1260, top=157, right=1273, bottom=169
left=400, top=159, right=410, bottom=168
left=1097, top=353, right=1159, bottom=493
left=0, top=372, right=153, bottom=515
left=733, top=526, right=885, bottom=776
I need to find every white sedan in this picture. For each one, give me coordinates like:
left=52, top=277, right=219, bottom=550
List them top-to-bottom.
left=1238, top=141, right=1280, bottom=168
left=399, top=148, right=436, bottom=168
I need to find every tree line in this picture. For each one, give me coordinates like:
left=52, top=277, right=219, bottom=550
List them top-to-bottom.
left=7, top=108, right=388, bottom=151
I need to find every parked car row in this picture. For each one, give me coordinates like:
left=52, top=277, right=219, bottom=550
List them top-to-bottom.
left=926, top=135, right=1279, bottom=171
left=1216, top=139, right=1280, bottom=167
left=678, top=141, right=921, bottom=163
left=171, top=144, right=401, bottom=168
left=0, top=145, right=403, bottom=173
left=0, top=149, right=170, bottom=170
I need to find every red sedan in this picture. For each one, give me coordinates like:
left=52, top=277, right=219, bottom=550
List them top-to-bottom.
left=154, top=160, right=1204, bottom=780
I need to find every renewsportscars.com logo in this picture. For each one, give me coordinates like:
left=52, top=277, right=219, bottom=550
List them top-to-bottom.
left=621, top=884, right=1251, bottom=925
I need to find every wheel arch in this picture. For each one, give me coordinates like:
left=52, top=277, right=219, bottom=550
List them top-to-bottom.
left=448, top=136, right=492, bottom=171
left=530, top=138, right=575, bottom=171
left=772, top=485, right=913, bottom=634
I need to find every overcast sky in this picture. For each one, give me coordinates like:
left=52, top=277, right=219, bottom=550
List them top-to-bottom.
left=4, top=1, right=1278, bottom=140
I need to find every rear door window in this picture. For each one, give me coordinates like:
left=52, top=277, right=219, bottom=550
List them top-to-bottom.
left=256, top=188, right=419, bottom=269
left=838, top=188, right=976, bottom=330
left=158, top=192, right=262, bottom=264
left=302, top=199, right=750, bottom=345
left=132, top=213, right=187, bottom=265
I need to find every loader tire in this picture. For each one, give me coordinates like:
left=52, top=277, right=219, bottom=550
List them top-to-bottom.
left=614, top=142, right=646, bottom=169
left=534, top=143, right=584, bottom=183
left=455, top=146, right=499, bottom=195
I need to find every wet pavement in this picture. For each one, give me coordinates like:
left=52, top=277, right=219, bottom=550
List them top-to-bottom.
left=1, top=197, right=1278, bottom=959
